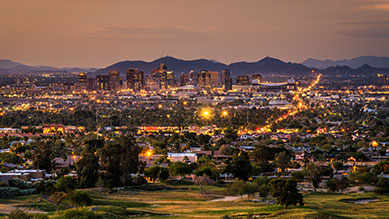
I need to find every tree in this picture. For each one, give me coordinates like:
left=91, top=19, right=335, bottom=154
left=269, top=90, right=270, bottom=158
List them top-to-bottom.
left=224, top=129, right=238, bottom=142
left=196, top=134, right=211, bottom=146
left=98, top=135, right=142, bottom=187
left=32, top=140, right=54, bottom=173
left=76, top=146, right=99, bottom=188
left=251, top=147, right=270, bottom=166
left=230, top=151, right=252, bottom=181
left=274, top=151, right=291, bottom=172
left=373, top=160, right=389, bottom=175
left=169, top=161, right=192, bottom=179
left=332, top=161, right=344, bottom=171
left=303, top=162, right=322, bottom=191
left=145, top=165, right=161, bottom=183
left=158, top=167, right=170, bottom=181
left=291, top=171, right=305, bottom=182
left=194, top=175, right=213, bottom=194
left=51, top=176, right=77, bottom=211
left=56, top=176, right=77, bottom=193
left=336, top=177, right=349, bottom=192
left=375, top=177, right=389, bottom=193
left=270, top=178, right=304, bottom=210
left=326, top=179, right=337, bottom=192
left=241, top=182, right=259, bottom=198
left=69, top=191, right=92, bottom=208
left=62, top=209, right=101, bottom=219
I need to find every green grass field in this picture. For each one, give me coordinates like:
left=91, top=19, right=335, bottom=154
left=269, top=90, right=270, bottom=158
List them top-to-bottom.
left=0, top=183, right=388, bottom=218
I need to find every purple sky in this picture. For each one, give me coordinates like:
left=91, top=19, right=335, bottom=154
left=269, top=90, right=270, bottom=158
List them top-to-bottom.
left=1, top=0, right=389, bottom=67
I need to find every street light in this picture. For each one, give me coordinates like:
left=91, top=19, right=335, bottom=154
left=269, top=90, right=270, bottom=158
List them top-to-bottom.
left=201, top=109, right=211, bottom=119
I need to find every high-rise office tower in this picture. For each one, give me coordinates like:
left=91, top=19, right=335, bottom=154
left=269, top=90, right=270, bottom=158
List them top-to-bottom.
left=151, top=63, right=174, bottom=89
left=126, top=68, right=144, bottom=92
left=222, top=69, right=232, bottom=91
left=109, top=70, right=121, bottom=91
left=167, top=70, right=175, bottom=87
left=198, top=70, right=211, bottom=88
left=198, top=70, right=219, bottom=88
left=209, top=71, right=219, bottom=86
left=78, top=72, right=87, bottom=84
left=180, top=73, right=188, bottom=86
left=96, top=75, right=110, bottom=90
left=236, top=75, right=250, bottom=85
left=87, top=78, right=96, bottom=91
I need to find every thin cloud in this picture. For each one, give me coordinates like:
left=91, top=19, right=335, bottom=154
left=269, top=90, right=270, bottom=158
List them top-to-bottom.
left=360, top=0, right=389, bottom=11
left=338, top=20, right=389, bottom=38
left=85, top=24, right=219, bottom=42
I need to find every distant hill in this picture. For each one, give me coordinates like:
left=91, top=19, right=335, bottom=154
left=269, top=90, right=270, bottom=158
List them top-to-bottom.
left=2, top=56, right=388, bottom=77
left=93, top=56, right=312, bottom=78
left=93, top=56, right=228, bottom=77
left=303, top=56, right=389, bottom=69
left=0, top=59, right=97, bottom=74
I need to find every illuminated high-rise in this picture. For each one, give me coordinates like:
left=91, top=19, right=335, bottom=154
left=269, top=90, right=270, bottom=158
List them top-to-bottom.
left=151, top=63, right=174, bottom=89
left=126, top=68, right=144, bottom=92
left=222, top=69, right=232, bottom=91
left=109, top=70, right=121, bottom=90
left=198, top=70, right=211, bottom=88
left=78, top=72, right=87, bottom=84
left=180, top=73, right=188, bottom=86
left=96, top=75, right=110, bottom=90
left=236, top=75, right=250, bottom=85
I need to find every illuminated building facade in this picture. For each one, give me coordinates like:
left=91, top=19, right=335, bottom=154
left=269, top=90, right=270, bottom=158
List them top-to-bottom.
left=151, top=63, right=174, bottom=90
left=126, top=68, right=144, bottom=92
left=221, top=69, right=232, bottom=91
left=109, top=70, right=121, bottom=91
left=187, top=70, right=198, bottom=85
left=198, top=70, right=211, bottom=88
left=78, top=72, right=87, bottom=84
left=180, top=73, right=188, bottom=86
left=252, top=74, right=262, bottom=84
left=96, top=75, right=110, bottom=90
left=236, top=75, right=250, bottom=85
left=87, top=78, right=96, bottom=91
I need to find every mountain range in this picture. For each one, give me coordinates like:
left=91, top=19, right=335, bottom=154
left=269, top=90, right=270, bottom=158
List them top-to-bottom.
left=1, top=56, right=388, bottom=77
left=93, top=56, right=312, bottom=78
left=303, top=56, right=389, bottom=69
left=0, top=59, right=96, bottom=74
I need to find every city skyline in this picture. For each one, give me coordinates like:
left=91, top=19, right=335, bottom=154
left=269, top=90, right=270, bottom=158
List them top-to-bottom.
left=1, top=0, right=389, bottom=67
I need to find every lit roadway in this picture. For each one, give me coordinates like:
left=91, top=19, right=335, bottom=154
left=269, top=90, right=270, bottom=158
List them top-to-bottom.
left=257, top=74, right=322, bottom=133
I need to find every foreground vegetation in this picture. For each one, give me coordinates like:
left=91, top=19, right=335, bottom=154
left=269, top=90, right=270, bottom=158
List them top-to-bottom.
left=0, top=182, right=388, bottom=218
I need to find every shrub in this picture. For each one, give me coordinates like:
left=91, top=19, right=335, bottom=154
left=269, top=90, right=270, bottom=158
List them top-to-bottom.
left=291, top=171, right=304, bottom=182
left=376, top=177, right=389, bottom=193
left=9, top=179, right=34, bottom=189
left=326, top=179, right=337, bottom=192
left=258, top=184, right=270, bottom=197
left=0, top=187, right=34, bottom=198
left=69, top=191, right=92, bottom=207
left=8, top=209, right=32, bottom=219
left=61, top=209, right=101, bottom=219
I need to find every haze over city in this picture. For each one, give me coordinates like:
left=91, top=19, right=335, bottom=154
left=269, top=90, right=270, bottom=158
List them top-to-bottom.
left=1, top=0, right=389, bottom=67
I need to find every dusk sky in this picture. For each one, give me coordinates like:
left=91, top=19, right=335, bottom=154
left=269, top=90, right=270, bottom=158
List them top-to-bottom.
left=1, top=0, right=389, bottom=68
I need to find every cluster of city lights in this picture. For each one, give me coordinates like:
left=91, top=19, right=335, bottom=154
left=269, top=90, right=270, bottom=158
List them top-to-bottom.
left=257, top=74, right=322, bottom=133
